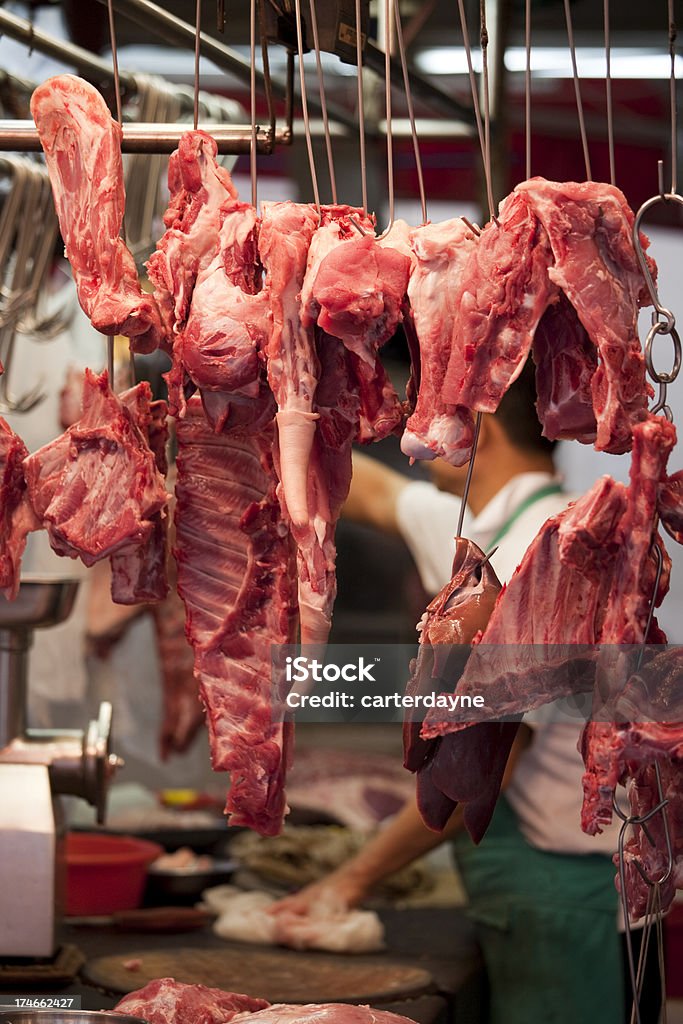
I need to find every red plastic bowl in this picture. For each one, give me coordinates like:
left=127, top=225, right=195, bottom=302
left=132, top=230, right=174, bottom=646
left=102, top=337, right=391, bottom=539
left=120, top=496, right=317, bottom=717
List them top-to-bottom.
left=65, top=832, right=163, bottom=916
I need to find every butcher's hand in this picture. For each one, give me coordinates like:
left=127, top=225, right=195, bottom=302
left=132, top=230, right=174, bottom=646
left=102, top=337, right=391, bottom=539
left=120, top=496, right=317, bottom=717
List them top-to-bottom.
left=269, top=793, right=465, bottom=920
left=267, top=867, right=369, bottom=918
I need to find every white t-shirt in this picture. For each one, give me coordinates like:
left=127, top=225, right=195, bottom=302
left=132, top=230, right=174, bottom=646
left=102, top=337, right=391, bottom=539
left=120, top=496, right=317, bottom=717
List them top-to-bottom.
left=395, top=471, right=622, bottom=859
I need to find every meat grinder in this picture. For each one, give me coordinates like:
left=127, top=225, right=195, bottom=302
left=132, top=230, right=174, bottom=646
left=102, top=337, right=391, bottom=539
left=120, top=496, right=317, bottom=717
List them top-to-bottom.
left=0, top=577, right=123, bottom=958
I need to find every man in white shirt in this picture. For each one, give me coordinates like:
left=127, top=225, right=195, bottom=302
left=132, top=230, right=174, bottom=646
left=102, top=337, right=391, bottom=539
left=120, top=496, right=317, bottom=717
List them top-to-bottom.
left=272, top=364, right=661, bottom=1024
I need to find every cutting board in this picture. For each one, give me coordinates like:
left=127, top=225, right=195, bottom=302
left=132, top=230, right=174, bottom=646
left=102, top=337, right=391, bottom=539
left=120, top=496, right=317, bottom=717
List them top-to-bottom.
left=83, top=946, right=433, bottom=1004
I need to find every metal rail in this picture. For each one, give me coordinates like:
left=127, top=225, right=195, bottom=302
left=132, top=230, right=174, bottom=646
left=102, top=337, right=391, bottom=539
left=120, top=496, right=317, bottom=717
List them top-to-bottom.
left=91, top=0, right=359, bottom=133
left=0, top=8, right=135, bottom=90
left=0, top=120, right=287, bottom=154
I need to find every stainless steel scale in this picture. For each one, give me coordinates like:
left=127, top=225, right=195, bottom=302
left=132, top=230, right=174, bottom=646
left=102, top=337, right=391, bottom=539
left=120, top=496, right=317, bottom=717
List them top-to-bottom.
left=0, top=577, right=122, bottom=957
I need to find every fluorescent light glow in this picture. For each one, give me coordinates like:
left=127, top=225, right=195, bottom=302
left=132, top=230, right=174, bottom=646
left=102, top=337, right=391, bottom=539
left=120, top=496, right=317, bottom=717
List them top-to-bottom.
left=415, top=46, right=683, bottom=80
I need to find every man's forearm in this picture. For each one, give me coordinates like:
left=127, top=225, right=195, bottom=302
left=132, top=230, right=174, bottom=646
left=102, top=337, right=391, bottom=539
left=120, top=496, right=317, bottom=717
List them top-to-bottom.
left=336, top=794, right=464, bottom=891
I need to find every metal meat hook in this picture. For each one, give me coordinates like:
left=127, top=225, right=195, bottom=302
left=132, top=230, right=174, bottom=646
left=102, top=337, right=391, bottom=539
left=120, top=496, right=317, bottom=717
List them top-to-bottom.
left=633, top=180, right=683, bottom=418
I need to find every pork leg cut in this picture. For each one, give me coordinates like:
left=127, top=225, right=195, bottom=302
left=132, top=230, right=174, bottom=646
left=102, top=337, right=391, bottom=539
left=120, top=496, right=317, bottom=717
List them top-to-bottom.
left=30, top=75, right=163, bottom=353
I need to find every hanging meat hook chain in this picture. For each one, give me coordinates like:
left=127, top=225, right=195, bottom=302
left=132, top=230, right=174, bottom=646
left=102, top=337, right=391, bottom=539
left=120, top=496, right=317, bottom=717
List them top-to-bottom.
left=106, top=0, right=126, bottom=386
left=632, top=186, right=683, bottom=422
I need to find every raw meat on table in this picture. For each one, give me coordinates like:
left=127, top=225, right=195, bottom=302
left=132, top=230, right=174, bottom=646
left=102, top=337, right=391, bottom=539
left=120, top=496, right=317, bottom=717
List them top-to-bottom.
left=30, top=75, right=163, bottom=353
left=402, top=218, right=477, bottom=465
left=23, top=370, right=167, bottom=568
left=174, top=397, right=297, bottom=834
left=0, top=418, right=39, bottom=600
left=114, top=978, right=268, bottom=1024
left=233, top=1005, right=419, bottom=1024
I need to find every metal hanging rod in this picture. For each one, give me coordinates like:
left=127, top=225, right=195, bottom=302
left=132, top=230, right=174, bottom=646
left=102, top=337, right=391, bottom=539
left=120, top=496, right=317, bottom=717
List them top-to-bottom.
left=91, top=0, right=359, bottom=134
left=0, top=8, right=135, bottom=90
left=0, top=120, right=286, bottom=154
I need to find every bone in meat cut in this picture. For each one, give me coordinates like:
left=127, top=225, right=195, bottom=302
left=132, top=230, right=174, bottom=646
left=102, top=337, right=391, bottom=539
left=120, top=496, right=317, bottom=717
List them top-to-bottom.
left=30, top=75, right=163, bottom=353
left=147, top=130, right=240, bottom=340
left=515, top=177, right=650, bottom=454
left=441, top=190, right=557, bottom=416
left=259, top=201, right=320, bottom=529
left=401, top=218, right=477, bottom=465
left=310, top=232, right=411, bottom=441
left=531, top=292, right=598, bottom=443
left=282, top=332, right=360, bottom=646
left=23, top=370, right=167, bottom=567
left=174, top=397, right=298, bottom=834
left=0, top=418, right=39, bottom=600
left=659, top=469, right=683, bottom=545
left=420, top=477, right=628, bottom=739
left=115, top=978, right=269, bottom=1024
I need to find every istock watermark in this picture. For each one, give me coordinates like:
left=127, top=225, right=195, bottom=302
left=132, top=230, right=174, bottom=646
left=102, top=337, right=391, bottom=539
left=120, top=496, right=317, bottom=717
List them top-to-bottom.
left=270, top=643, right=681, bottom=725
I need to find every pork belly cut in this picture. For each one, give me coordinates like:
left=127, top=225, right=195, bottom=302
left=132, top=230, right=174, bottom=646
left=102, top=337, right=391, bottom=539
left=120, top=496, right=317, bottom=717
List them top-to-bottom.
left=30, top=75, right=163, bottom=353
left=147, top=130, right=240, bottom=339
left=516, top=177, right=651, bottom=453
left=442, top=190, right=556, bottom=415
left=259, top=201, right=320, bottom=529
left=402, top=218, right=477, bottom=465
left=532, top=292, right=598, bottom=443
left=23, top=370, right=167, bottom=567
left=110, top=394, right=170, bottom=604
left=174, top=398, right=298, bottom=834
left=0, top=418, right=39, bottom=600
left=659, top=469, right=683, bottom=545
left=114, top=978, right=268, bottom=1024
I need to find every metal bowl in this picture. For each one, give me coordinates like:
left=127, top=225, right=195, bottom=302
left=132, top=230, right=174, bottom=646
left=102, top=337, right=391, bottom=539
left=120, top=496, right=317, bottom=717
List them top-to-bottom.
left=0, top=1014, right=147, bottom=1024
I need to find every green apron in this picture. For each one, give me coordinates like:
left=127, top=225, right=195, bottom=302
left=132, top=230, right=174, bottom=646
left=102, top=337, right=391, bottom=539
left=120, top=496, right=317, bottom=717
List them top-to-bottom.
left=452, top=797, right=624, bottom=1024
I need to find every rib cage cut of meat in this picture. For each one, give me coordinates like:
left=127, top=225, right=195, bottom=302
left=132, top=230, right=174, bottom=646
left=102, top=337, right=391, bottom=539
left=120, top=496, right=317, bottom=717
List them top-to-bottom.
left=30, top=75, right=163, bottom=353
left=516, top=178, right=651, bottom=454
left=174, top=398, right=298, bottom=834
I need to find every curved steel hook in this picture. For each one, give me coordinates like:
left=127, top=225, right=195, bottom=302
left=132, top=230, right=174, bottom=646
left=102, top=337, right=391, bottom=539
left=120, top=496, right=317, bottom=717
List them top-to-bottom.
left=632, top=191, right=683, bottom=331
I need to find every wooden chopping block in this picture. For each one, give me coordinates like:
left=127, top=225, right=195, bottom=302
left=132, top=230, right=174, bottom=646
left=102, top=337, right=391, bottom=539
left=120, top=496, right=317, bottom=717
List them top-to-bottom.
left=83, top=945, right=434, bottom=1004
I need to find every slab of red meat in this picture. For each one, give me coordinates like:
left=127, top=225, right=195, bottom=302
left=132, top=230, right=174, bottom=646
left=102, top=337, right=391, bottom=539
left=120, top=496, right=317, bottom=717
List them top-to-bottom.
left=30, top=75, right=163, bottom=354
left=147, top=130, right=239, bottom=340
left=516, top=177, right=651, bottom=454
left=442, top=190, right=557, bottom=415
left=259, top=201, right=320, bottom=529
left=299, top=205, right=375, bottom=329
left=402, top=218, right=477, bottom=465
left=310, top=234, right=411, bottom=442
left=532, top=292, right=598, bottom=443
left=276, top=332, right=360, bottom=646
left=24, top=370, right=167, bottom=567
left=110, top=394, right=170, bottom=604
left=174, top=398, right=298, bottom=834
left=0, top=418, right=39, bottom=600
left=659, top=469, right=683, bottom=544
left=421, top=476, right=628, bottom=739
left=403, top=539, right=518, bottom=841
left=114, top=978, right=268, bottom=1024
left=233, top=1004, right=418, bottom=1024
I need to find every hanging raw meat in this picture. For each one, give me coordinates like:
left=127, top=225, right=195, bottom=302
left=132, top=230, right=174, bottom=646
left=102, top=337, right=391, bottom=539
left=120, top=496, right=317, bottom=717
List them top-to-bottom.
left=30, top=75, right=164, bottom=353
left=174, top=397, right=298, bottom=835
left=0, top=418, right=39, bottom=600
